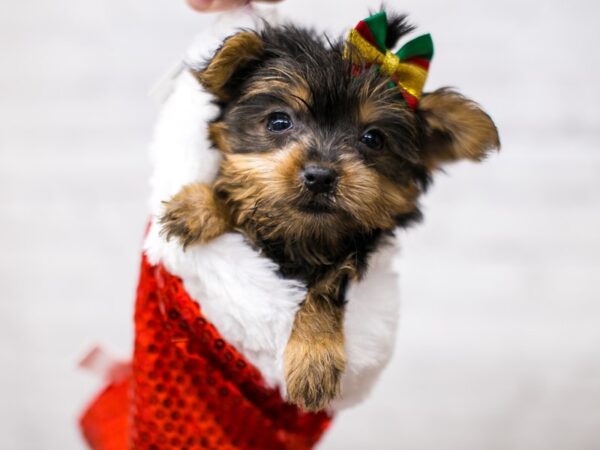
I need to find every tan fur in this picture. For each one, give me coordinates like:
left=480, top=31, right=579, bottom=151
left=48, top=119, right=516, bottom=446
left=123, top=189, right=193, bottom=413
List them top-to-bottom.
left=193, top=31, right=264, bottom=101
left=241, top=75, right=312, bottom=111
left=357, top=79, right=412, bottom=125
left=419, top=88, right=500, bottom=169
left=208, top=122, right=232, bottom=154
left=215, top=144, right=351, bottom=244
left=214, top=145, right=419, bottom=248
left=216, top=147, right=303, bottom=233
left=337, top=155, right=419, bottom=230
left=160, top=183, right=231, bottom=249
left=284, top=264, right=359, bottom=411
left=284, top=294, right=346, bottom=412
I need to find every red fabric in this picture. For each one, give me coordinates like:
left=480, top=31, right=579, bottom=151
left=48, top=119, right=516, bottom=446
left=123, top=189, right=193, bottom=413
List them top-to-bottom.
left=355, top=20, right=377, bottom=47
left=404, top=56, right=430, bottom=70
left=400, top=90, right=419, bottom=110
left=80, top=256, right=332, bottom=450
left=80, top=378, right=129, bottom=450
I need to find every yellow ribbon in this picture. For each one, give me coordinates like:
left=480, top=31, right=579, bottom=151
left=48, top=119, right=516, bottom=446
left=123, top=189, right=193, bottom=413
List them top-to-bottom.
left=346, top=29, right=428, bottom=100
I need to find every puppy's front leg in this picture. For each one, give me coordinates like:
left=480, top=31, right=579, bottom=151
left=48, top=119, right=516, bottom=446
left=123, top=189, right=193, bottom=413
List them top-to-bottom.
left=160, top=183, right=230, bottom=249
left=284, top=278, right=347, bottom=412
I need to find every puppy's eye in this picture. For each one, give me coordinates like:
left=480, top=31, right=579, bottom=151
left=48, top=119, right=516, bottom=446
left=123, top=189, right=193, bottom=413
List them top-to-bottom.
left=267, top=112, right=293, bottom=132
left=360, top=129, right=384, bottom=150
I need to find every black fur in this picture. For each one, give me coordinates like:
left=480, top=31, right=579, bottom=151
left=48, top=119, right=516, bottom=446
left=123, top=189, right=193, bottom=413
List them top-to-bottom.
left=383, top=13, right=415, bottom=49
left=256, top=229, right=387, bottom=294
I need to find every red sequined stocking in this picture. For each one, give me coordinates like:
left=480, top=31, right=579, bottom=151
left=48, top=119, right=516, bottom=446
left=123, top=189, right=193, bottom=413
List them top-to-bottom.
left=80, top=256, right=332, bottom=450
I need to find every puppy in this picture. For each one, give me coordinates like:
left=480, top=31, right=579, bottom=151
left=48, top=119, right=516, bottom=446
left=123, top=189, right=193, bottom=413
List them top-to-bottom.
left=160, top=12, right=499, bottom=412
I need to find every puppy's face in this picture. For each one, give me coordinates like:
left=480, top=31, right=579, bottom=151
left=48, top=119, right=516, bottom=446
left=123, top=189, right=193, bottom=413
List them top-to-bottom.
left=196, top=20, right=499, bottom=243
left=211, top=58, right=423, bottom=242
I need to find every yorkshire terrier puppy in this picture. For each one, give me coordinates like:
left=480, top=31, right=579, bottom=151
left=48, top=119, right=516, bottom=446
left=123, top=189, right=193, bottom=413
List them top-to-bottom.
left=160, top=13, right=499, bottom=411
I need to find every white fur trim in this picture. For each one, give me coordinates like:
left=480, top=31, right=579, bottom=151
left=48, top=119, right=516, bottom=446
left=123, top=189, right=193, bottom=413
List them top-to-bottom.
left=143, top=8, right=400, bottom=409
left=148, top=71, right=221, bottom=213
left=144, top=223, right=305, bottom=388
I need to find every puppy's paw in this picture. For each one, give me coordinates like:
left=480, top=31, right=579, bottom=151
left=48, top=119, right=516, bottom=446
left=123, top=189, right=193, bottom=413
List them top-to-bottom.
left=160, top=183, right=229, bottom=249
left=284, top=336, right=346, bottom=412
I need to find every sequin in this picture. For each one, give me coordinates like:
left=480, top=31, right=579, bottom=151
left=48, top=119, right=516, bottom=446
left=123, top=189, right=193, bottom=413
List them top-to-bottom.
left=80, top=256, right=332, bottom=449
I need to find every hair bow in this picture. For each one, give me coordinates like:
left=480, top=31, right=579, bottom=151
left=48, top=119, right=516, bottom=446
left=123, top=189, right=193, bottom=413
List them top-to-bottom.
left=346, top=11, right=434, bottom=109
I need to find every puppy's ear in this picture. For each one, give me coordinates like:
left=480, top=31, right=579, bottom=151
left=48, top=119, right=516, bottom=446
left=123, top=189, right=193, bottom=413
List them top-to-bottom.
left=193, top=31, right=264, bottom=101
left=418, top=88, right=500, bottom=170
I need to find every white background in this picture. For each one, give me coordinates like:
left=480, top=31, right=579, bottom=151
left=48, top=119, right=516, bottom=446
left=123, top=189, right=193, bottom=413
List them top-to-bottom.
left=1, top=0, right=599, bottom=449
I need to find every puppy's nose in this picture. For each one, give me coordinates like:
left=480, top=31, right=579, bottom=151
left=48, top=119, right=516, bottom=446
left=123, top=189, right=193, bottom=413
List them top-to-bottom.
left=301, top=165, right=337, bottom=194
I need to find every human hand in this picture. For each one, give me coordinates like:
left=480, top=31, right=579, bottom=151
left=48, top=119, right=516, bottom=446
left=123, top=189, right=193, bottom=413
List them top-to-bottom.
left=187, top=0, right=282, bottom=12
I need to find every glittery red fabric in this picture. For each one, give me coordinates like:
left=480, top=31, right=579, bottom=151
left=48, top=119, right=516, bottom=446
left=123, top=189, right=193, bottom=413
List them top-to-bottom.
left=80, top=256, right=332, bottom=450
